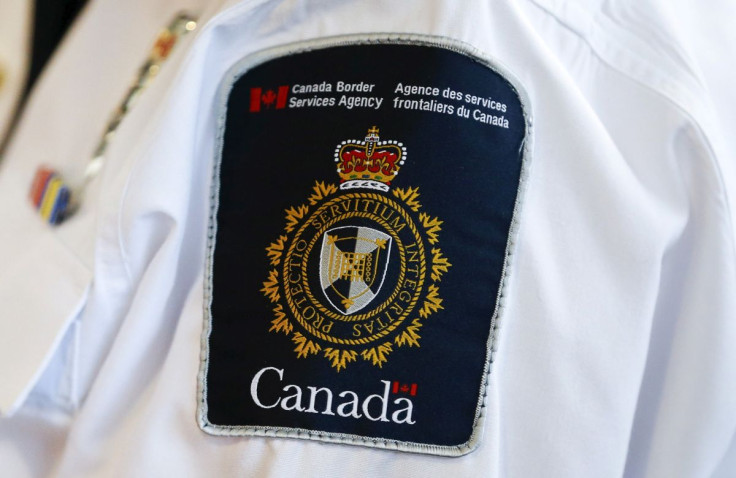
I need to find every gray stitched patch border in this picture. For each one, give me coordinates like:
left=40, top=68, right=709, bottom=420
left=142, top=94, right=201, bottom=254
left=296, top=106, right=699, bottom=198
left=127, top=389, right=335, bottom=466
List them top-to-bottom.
left=197, top=33, right=533, bottom=457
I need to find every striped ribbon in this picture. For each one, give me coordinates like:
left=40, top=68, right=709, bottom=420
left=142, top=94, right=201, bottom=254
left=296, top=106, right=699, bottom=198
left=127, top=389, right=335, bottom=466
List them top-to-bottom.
left=28, top=13, right=197, bottom=225
left=29, top=167, right=71, bottom=224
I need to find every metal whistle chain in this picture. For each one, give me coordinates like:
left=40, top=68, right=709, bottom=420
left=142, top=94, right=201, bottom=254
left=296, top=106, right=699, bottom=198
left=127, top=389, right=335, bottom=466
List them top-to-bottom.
left=29, top=13, right=197, bottom=225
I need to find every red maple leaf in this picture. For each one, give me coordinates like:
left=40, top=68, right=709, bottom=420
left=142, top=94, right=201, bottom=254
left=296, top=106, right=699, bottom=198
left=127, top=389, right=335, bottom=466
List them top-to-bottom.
left=262, top=89, right=277, bottom=108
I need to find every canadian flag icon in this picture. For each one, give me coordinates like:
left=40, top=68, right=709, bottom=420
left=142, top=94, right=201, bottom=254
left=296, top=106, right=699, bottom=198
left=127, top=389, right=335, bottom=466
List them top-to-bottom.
left=249, top=86, right=289, bottom=112
left=392, top=381, right=418, bottom=396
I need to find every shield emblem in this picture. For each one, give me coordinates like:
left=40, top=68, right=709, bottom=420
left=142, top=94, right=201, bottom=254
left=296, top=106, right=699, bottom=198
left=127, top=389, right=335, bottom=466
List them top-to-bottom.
left=319, top=226, right=392, bottom=315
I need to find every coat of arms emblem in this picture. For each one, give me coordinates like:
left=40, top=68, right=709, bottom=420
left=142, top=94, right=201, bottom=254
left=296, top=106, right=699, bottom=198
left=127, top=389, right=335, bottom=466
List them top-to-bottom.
left=261, top=127, right=452, bottom=371
left=320, top=226, right=392, bottom=315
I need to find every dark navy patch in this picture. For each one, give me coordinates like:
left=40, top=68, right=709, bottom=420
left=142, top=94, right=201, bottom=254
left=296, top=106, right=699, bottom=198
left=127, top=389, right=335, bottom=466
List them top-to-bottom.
left=199, top=35, right=531, bottom=457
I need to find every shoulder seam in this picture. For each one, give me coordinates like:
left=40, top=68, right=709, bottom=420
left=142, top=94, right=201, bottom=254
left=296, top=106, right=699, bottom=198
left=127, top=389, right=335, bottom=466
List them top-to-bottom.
left=525, top=0, right=736, bottom=263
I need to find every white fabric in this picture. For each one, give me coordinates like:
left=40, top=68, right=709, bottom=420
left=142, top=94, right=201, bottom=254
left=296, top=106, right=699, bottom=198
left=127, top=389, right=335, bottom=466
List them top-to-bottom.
left=0, top=0, right=734, bottom=476
left=0, top=0, right=32, bottom=148
left=0, top=0, right=211, bottom=417
left=667, top=0, right=736, bottom=239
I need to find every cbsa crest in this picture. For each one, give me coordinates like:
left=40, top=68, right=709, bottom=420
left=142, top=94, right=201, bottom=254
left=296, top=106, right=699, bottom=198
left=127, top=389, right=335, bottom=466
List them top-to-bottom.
left=204, top=41, right=529, bottom=455
left=261, top=126, right=452, bottom=371
left=319, top=226, right=392, bottom=315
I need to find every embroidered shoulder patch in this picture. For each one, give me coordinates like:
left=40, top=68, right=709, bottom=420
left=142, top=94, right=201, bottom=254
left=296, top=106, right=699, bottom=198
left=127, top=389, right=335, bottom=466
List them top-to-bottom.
left=199, top=35, right=531, bottom=457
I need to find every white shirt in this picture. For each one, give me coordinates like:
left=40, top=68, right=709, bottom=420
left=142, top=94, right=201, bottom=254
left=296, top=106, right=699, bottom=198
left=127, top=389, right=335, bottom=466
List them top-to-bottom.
left=0, top=0, right=734, bottom=476
left=0, top=0, right=32, bottom=149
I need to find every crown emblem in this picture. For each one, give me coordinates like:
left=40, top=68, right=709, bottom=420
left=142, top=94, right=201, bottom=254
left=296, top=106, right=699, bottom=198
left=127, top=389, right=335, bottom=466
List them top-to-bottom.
left=334, top=126, right=406, bottom=191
